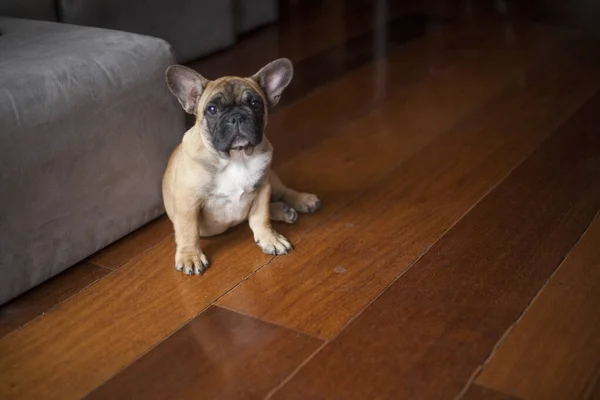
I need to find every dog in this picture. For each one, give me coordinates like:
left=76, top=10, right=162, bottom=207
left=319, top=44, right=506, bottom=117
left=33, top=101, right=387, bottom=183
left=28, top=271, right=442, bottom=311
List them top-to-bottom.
left=162, top=58, right=320, bottom=275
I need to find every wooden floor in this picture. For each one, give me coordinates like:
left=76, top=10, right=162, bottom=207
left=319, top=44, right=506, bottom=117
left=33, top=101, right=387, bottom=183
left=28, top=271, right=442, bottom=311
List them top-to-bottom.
left=2, top=1, right=600, bottom=399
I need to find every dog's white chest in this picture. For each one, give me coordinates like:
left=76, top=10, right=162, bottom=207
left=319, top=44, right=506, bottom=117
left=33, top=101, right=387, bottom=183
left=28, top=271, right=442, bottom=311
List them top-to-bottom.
left=205, top=151, right=270, bottom=229
left=215, top=160, right=258, bottom=197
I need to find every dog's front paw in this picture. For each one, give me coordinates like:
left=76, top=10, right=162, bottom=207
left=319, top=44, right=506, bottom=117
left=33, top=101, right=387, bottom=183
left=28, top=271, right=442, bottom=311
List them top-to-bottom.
left=290, top=193, right=321, bottom=213
left=255, top=230, right=293, bottom=255
left=175, top=247, right=209, bottom=275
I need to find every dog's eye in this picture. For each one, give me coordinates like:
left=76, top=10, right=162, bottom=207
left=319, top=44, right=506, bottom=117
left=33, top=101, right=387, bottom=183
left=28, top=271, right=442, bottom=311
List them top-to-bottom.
left=250, top=99, right=261, bottom=109
left=206, top=104, right=217, bottom=115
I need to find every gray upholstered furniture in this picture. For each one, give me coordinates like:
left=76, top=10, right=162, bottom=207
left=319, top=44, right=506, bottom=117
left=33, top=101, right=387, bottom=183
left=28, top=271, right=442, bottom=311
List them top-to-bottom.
left=0, top=0, right=279, bottom=63
left=0, top=17, right=185, bottom=304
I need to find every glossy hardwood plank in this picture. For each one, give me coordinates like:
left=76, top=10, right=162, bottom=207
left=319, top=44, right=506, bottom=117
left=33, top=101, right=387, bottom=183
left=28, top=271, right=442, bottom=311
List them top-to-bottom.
left=273, top=14, right=438, bottom=109
left=266, top=20, right=568, bottom=165
left=0, top=23, right=557, bottom=400
left=218, top=36, right=600, bottom=339
left=271, top=91, right=600, bottom=400
left=476, top=215, right=600, bottom=399
left=89, top=216, right=172, bottom=270
left=0, top=263, right=109, bottom=339
left=86, top=306, right=321, bottom=400
left=588, top=376, right=600, bottom=400
left=461, top=385, right=522, bottom=400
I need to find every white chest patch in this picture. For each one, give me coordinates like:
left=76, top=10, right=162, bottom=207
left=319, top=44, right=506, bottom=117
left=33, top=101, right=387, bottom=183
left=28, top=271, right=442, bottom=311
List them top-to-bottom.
left=205, top=150, right=271, bottom=228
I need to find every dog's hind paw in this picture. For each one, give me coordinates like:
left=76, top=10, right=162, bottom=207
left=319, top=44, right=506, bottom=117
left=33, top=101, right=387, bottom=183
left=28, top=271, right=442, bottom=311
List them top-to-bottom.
left=288, top=193, right=321, bottom=213
left=270, top=201, right=298, bottom=224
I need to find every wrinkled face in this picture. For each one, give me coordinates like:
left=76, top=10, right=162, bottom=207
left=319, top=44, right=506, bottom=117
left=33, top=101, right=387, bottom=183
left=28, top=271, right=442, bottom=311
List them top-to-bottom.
left=166, top=58, right=293, bottom=155
left=201, top=79, right=265, bottom=152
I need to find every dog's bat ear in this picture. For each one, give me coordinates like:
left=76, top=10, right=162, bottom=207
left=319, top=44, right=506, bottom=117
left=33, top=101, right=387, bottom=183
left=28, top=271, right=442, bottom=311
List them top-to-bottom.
left=251, top=58, right=293, bottom=107
left=165, top=65, right=209, bottom=114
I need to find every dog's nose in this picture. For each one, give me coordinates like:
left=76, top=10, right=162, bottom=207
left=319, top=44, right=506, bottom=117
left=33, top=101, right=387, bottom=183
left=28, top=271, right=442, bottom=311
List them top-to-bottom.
left=226, top=113, right=246, bottom=126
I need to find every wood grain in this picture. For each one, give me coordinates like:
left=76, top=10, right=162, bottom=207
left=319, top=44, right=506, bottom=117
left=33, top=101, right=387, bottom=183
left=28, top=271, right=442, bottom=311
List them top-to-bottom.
left=273, top=13, right=436, bottom=109
left=267, top=20, right=568, bottom=166
left=270, top=22, right=562, bottom=235
left=0, top=23, right=559, bottom=400
left=218, top=36, right=600, bottom=339
left=271, top=90, right=600, bottom=400
left=476, top=215, right=600, bottom=399
left=89, top=216, right=172, bottom=269
left=0, top=263, right=109, bottom=338
left=86, top=306, right=321, bottom=400
left=588, top=376, right=600, bottom=400
left=461, top=385, right=522, bottom=400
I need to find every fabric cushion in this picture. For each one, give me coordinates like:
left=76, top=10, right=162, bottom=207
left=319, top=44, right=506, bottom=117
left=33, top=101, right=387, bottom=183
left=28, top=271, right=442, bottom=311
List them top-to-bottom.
left=58, top=0, right=236, bottom=63
left=0, top=17, right=184, bottom=304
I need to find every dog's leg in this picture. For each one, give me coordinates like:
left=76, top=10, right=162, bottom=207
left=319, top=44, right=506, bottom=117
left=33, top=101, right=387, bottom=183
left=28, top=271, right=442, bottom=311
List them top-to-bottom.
left=269, top=170, right=321, bottom=213
left=249, top=181, right=293, bottom=255
left=270, top=202, right=298, bottom=223
left=173, top=206, right=209, bottom=275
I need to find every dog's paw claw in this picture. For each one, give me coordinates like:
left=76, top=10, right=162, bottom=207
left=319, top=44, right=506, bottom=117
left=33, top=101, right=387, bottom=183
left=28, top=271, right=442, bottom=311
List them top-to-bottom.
left=283, top=204, right=298, bottom=223
left=255, top=231, right=292, bottom=255
left=175, top=248, right=209, bottom=275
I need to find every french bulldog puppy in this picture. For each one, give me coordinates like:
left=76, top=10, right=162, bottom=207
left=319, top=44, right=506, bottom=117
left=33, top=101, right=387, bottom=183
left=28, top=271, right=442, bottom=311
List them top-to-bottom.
left=162, top=59, right=320, bottom=275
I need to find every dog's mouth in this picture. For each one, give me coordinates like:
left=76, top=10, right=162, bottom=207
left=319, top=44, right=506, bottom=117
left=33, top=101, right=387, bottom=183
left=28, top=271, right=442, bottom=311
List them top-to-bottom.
left=229, top=136, right=253, bottom=152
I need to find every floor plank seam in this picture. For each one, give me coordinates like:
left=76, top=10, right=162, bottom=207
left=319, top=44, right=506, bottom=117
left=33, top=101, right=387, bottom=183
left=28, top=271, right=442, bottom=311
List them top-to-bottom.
left=461, top=209, right=600, bottom=398
left=91, top=216, right=174, bottom=270
left=113, top=231, right=174, bottom=270
left=85, top=261, right=114, bottom=272
left=0, top=270, right=113, bottom=341
left=84, top=301, right=214, bottom=396
left=213, top=304, right=325, bottom=341
left=264, top=340, right=329, bottom=400
left=580, top=358, right=600, bottom=399
left=454, top=364, right=489, bottom=400
left=456, top=366, right=486, bottom=400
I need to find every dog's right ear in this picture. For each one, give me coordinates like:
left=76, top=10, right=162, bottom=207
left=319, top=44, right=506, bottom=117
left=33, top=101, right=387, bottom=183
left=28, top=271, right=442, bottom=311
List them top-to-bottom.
left=165, top=65, right=209, bottom=114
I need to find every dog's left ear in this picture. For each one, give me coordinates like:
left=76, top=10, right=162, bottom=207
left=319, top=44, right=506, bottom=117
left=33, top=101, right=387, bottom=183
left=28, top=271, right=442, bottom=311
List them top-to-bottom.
left=251, top=58, right=293, bottom=107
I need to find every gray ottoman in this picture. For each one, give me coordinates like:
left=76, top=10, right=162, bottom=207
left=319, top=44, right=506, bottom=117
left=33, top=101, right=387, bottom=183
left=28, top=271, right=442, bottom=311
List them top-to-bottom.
left=57, top=0, right=237, bottom=63
left=0, top=17, right=185, bottom=304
